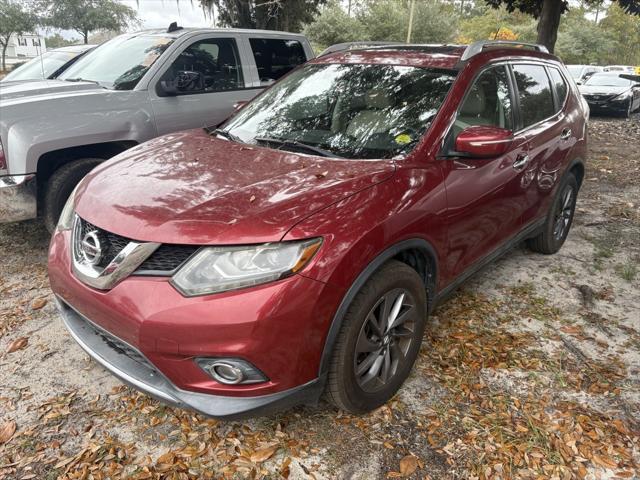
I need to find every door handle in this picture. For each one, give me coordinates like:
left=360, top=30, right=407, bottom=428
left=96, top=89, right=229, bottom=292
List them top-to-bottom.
left=560, top=128, right=572, bottom=140
left=513, top=154, right=529, bottom=171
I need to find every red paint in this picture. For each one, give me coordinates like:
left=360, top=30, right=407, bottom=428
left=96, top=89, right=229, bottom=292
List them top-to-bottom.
left=49, top=46, right=588, bottom=399
left=455, top=126, right=513, bottom=157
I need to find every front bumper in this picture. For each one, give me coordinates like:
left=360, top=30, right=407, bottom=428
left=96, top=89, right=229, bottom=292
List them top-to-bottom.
left=0, top=174, right=37, bottom=223
left=56, top=297, right=324, bottom=419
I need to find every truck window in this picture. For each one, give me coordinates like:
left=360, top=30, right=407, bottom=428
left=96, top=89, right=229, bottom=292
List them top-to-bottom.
left=161, top=38, right=244, bottom=93
left=248, top=38, right=306, bottom=85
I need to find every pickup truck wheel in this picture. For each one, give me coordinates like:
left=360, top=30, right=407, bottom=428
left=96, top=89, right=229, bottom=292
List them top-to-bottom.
left=42, top=158, right=102, bottom=233
left=527, top=173, right=578, bottom=255
left=325, top=260, right=427, bottom=414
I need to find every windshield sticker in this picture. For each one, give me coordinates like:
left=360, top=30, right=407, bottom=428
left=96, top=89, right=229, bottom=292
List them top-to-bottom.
left=395, top=133, right=412, bottom=145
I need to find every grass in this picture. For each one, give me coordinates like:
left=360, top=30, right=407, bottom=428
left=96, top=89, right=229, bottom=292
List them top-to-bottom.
left=616, top=262, right=638, bottom=282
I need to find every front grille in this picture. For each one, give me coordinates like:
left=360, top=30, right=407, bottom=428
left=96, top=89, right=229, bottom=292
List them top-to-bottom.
left=78, top=217, right=199, bottom=275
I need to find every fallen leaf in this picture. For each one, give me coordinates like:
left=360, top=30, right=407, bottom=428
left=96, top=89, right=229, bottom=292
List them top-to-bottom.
left=315, top=171, right=328, bottom=179
left=249, top=195, right=256, bottom=203
left=31, top=298, right=47, bottom=310
left=7, top=337, right=28, bottom=353
left=0, top=420, right=16, bottom=444
left=250, top=445, right=278, bottom=463
left=399, top=455, right=418, bottom=477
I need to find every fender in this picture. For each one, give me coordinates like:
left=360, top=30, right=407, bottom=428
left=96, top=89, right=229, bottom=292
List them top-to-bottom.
left=317, top=238, right=438, bottom=377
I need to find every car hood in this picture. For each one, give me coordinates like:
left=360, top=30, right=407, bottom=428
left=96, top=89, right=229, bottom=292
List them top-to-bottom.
left=0, top=79, right=102, bottom=103
left=578, top=84, right=630, bottom=96
left=75, top=129, right=395, bottom=245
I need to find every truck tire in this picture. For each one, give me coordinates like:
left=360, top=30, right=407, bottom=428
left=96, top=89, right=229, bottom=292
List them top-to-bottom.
left=42, top=158, right=102, bottom=233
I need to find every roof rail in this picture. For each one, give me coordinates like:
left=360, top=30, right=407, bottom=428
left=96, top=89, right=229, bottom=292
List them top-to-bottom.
left=460, top=40, right=549, bottom=62
left=318, top=41, right=404, bottom=57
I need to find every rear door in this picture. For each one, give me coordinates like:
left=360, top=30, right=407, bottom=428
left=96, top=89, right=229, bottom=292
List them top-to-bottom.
left=149, top=34, right=261, bottom=135
left=240, top=35, right=312, bottom=88
left=510, top=63, right=574, bottom=227
left=441, top=64, right=530, bottom=281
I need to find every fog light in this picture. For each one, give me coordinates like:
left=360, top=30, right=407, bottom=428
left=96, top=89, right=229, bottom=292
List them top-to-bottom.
left=196, top=358, right=268, bottom=385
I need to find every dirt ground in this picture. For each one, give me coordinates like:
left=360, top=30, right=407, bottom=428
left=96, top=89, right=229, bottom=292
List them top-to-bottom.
left=1, top=114, right=639, bottom=480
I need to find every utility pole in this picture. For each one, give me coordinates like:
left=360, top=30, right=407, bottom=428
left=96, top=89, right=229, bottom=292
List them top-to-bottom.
left=406, top=0, right=416, bottom=43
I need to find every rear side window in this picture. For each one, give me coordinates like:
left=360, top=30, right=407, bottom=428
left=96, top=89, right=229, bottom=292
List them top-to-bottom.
left=249, top=38, right=307, bottom=85
left=512, top=64, right=555, bottom=128
left=548, top=67, right=568, bottom=109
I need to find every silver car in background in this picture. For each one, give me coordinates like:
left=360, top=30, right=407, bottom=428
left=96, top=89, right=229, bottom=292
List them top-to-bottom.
left=0, top=25, right=314, bottom=231
left=0, top=44, right=95, bottom=86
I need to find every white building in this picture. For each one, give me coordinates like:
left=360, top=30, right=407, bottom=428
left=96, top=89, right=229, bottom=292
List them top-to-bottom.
left=4, top=33, right=47, bottom=67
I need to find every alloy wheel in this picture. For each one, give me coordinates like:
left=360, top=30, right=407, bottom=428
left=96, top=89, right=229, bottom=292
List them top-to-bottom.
left=553, top=185, right=574, bottom=241
left=353, top=288, right=417, bottom=393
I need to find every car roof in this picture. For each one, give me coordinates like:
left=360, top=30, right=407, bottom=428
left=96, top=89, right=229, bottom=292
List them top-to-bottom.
left=132, top=27, right=309, bottom=39
left=313, top=42, right=559, bottom=71
left=53, top=44, right=96, bottom=53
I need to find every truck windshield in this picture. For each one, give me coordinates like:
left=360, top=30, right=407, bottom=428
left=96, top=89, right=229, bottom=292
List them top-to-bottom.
left=58, top=34, right=174, bottom=90
left=223, top=63, right=456, bottom=159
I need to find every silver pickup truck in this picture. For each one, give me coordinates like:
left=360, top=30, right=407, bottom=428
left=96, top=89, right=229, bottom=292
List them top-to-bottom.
left=0, top=25, right=313, bottom=231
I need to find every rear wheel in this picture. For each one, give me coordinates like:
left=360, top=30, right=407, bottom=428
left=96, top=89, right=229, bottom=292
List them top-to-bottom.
left=42, top=158, right=102, bottom=233
left=527, top=173, right=578, bottom=254
left=325, top=260, right=427, bottom=413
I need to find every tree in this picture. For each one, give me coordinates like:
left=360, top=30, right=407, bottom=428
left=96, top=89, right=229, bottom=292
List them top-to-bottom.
left=0, top=0, right=38, bottom=71
left=39, top=0, right=138, bottom=44
left=205, top=0, right=326, bottom=32
left=484, top=0, right=640, bottom=53
left=304, top=1, right=367, bottom=50
left=600, top=3, right=640, bottom=65
left=554, top=8, right=615, bottom=64
left=45, top=32, right=79, bottom=48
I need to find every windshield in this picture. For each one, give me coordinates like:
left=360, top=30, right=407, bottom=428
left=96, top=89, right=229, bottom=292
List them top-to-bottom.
left=59, top=34, right=174, bottom=90
left=3, top=51, right=78, bottom=81
left=223, top=63, right=455, bottom=159
left=567, top=66, right=584, bottom=79
left=585, top=74, right=632, bottom=87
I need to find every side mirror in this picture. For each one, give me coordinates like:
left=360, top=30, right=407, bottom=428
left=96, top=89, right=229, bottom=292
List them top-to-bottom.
left=455, top=125, right=513, bottom=158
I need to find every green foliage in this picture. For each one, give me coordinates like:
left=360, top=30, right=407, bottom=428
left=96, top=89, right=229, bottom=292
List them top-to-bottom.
left=0, top=0, right=38, bottom=70
left=39, top=0, right=138, bottom=43
left=204, top=0, right=326, bottom=32
left=305, top=0, right=458, bottom=50
left=304, top=1, right=366, bottom=49
left=600, top=3, right=640, bottom=65
left=457, top=4, right=537, bottom=42
left=555, top=8, right=615, bottom=65
left=45, top=33, right=80, bottom=48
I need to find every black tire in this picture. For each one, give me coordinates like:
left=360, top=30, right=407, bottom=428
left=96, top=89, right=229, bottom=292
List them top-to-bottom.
left=42, top=158, right=102, bottom=233
left=527, top=173, right=578, bottom=255
left=325, top=260, right=427, bottom=413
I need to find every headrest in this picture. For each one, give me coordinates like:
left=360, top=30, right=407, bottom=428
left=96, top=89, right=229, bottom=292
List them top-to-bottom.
left=365, top=89, right=392, bottom=109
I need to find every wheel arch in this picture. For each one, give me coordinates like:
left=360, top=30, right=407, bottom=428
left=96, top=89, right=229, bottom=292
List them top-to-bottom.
left=35, top=141, right=137, bottom=212
left=568, top=157, right=585, bottom=189
left=317, top=238, right=438, bottom=377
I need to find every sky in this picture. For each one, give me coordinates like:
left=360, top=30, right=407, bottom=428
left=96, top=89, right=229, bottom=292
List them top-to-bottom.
left=52, top=0, right=215, bottom=40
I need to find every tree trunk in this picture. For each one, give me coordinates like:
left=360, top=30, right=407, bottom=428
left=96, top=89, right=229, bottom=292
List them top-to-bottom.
left=536, top=0, right=563, bottom=53
left=83, top=30, right=89, bottom=44
left=1, top=39, right=8, bottom=72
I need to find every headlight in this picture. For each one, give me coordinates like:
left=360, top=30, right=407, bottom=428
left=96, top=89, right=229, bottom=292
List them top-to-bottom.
left=56, top=183, right=81, bottom=231
left=171, top=238, right=322, bottom=297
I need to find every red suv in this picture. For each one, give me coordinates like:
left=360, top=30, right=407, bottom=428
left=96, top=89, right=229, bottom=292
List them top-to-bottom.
left=48, top=40, right=588, bottom=418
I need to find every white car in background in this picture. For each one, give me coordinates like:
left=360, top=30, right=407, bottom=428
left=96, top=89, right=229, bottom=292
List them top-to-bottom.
left=0, top=45, right=95, bottom=86
left=566, top=65, right=603, bottom=84
left=603, top=65, right=635, bottom=73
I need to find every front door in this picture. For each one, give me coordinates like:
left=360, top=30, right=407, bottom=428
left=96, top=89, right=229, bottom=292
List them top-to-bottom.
left=149, top=36, right=261, bottom=135
left=441, top=64, right=530, bottom=282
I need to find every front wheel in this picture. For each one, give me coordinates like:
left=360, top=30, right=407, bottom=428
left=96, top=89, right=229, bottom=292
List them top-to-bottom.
left=42, top=158, right=102, bottom=233
left=527, top=173, right=578, bottom=255
left=325, top=260, right=427, bottom=413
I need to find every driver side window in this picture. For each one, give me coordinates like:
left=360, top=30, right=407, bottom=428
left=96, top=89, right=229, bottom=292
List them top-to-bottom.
left=160, top=38, right=244, bottom=94
left=453, top=65, right=514, bottom=139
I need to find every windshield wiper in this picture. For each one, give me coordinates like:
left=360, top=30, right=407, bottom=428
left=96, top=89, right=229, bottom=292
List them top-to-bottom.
left=206, top=128, right=243, bottom=144
left=254, top=137, right=340, bottom=158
